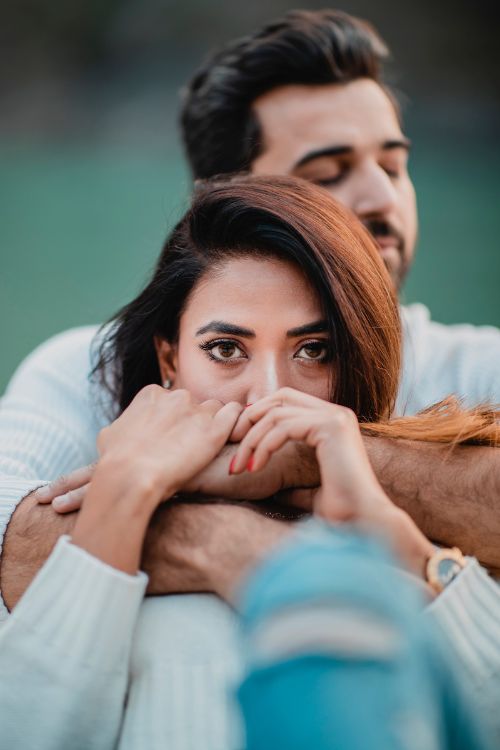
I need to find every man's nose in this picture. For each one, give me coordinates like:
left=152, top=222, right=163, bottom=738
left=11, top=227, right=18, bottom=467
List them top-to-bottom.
left=352, top=163, right=398, bottom=218
left=245, top=358, right=284, bottom=403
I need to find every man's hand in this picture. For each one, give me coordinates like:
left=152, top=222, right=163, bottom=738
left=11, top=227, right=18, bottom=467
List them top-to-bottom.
left=35, top=440, right=317, bottom=512
left=35, top=463, right=95, bottom=512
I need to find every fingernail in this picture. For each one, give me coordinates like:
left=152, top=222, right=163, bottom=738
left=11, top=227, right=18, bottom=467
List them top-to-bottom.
left=246, top=455, right=254, bottom=472
left=229, top=456, right=237, bottom=475
left=34, top=485, right=51, bottom=501
left=52, top=494, right=70, bottom=510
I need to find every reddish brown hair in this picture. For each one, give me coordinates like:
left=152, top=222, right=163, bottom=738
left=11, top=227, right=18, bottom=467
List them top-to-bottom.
left=96, top=175, right=500, bottom=446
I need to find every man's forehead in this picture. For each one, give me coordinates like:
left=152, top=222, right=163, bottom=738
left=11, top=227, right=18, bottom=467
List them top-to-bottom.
left=251, top=79, right=403, bottom=173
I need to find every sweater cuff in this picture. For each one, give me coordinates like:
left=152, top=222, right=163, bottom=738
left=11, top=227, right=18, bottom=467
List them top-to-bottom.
left=0, top=477, right=48, bottom=623
left=7, top=535, right=148, bottom=672
left=425, top=559, right=500, bottom=688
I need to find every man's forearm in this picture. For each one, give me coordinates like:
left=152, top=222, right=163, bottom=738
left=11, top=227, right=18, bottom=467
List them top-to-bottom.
left=4, top=435, right=500, bottom=611
left=244, top=435, right=500, bottom=567
left=364, top=437, right=500, bottom=567
left=0, top=492, right=76, bottom=611
left=0, top=493, right=289, bottom=611
left=0, top=494, right=202, bottom=611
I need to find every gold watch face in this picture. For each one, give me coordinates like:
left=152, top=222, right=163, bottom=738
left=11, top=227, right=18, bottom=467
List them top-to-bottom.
left=427, top=547, right=466, bottom=592
left=435, top=557, right=463, bottom=587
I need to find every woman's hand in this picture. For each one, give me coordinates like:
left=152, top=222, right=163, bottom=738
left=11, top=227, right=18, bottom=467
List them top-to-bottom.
left=95, top=385, right=243, bottom=508
left=70, top=386, right=243, bottom=574
left=230, top=388, right=435, bottom=579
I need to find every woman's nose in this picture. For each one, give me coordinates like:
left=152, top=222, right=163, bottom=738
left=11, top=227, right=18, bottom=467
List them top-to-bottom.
left=245, top=358, right=284, bottom=403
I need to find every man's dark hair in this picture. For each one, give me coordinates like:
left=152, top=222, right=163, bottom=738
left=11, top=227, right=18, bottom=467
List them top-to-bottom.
left=181, top=9, right=391, bottom=180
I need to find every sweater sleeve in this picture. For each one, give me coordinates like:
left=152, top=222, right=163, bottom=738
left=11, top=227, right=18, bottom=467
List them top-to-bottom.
left=0, top=326, right=105, bottom=622
left=0, top=535, right=147, bottom=750
left=424, top=560, right=500, bottom=742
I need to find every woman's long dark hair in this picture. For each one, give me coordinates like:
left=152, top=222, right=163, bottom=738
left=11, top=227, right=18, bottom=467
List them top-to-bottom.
left=94, top=175, right=500, bottom=445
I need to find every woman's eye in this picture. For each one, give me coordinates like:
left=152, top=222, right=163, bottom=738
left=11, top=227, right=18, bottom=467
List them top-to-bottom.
left=200, top=339, right=246, bottom=362
left=295, top=341, right=330, bottom=362
left=214, top=342, right=241, bottom=359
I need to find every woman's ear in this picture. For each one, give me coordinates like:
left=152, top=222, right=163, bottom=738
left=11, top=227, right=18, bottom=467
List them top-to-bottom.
left=154, top=336, right=178, bottom=388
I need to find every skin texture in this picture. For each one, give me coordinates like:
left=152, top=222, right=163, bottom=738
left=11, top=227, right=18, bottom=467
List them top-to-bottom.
left=3, top=80, right=500, bottom=610
left=251, top=80, right=417, bottom=288
left=6, top=253, right=422, bottom=599
left=1, top=256, right=432, bottom=610
left=68, top=257, right=378, bottom=578
left=156, top=257, right=332, bottom=404
left=66, top=258, right=430, bottom=583
left=70, top=386, right=244, bottom=574
left=2, top=492, right=290, bottom=608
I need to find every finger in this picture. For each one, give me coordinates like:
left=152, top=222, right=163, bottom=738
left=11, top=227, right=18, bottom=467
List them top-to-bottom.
left=230, top=388, right=312, bottom=443
left=230, top=393, right=293, bottom=443
left=199, top=398, right=225, bottom=416
left=229, top=399, right=277, bottom=443
left=212, top=401, right=245, bottom=442
left=231, top=406, right=299, bottom=473
left=229, top=409, right=252, bottom=443
left=250, top=412, right=320, bottom=472
left=315, top=415, right=373, bottom=496
left=250, top=423, right=295, bottom=472
left=34, top=464, right=96, bottom=504
left=52, top=484, right=88, bottom=513
left=314, top=486, right=358, bottom=524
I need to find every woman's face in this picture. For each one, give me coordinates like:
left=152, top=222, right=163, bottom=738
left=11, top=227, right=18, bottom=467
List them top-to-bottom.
left=156, top=256, right=332, bottom=405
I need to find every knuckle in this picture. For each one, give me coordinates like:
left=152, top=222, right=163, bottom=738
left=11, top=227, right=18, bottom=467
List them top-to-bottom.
left=139, top=383, right=162, bottom=399
left=173, top=389, right=191, bottom=404
left=205, top=398, right=223, bottom=409
left=330, top=405, right=357, bottom=429
left=52, top=474, right=68, bottom=491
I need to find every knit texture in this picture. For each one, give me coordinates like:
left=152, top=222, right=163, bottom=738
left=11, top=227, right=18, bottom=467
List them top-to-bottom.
left=0, top=308, right=500, bottom=747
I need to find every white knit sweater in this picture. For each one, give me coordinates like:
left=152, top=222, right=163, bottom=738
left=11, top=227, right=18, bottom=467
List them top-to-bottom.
left=0, top=304, right=500, bottom=748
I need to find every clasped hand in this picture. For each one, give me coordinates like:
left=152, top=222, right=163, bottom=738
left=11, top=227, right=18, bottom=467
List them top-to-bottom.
left=36, top=385, right=434, bottom=580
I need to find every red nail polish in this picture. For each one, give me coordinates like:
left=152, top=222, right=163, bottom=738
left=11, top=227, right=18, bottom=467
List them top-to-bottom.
left=246, top=455, right=254, bottom=472
left=229, top=456, right=237, bottom=475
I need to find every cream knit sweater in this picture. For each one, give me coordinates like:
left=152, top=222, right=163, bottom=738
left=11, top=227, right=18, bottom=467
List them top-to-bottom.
left=0, top=305, right=500, bottom=748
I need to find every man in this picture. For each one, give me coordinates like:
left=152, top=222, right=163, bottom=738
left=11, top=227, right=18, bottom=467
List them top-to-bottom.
left=0, top=10, right=499, bottom=739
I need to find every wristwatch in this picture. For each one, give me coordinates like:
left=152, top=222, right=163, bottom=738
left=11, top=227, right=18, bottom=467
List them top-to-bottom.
left=425, top=547, right=467, bottom=594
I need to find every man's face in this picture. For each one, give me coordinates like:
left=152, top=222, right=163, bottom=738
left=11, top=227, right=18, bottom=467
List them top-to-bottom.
left=251, top=79, right=417, bottom=288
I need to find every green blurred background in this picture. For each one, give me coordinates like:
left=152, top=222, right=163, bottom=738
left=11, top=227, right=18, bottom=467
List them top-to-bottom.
left=1, top=0, right=499, bottom=391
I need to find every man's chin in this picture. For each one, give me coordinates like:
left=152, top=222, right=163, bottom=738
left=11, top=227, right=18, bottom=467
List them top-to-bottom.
left=378, top=246, right=406, bottom=291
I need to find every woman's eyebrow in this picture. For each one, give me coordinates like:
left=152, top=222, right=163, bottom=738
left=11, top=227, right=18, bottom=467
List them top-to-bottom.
left=195, top=321, right=256, bottom=337
left=287, top=321, right=327, bottom=337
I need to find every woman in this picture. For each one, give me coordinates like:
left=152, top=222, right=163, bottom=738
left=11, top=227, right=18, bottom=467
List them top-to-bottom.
left=0, top=176, right=497, bottom=749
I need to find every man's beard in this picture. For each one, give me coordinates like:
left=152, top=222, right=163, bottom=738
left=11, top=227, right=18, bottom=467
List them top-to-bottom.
left=362, top=218, right=410, bottom=290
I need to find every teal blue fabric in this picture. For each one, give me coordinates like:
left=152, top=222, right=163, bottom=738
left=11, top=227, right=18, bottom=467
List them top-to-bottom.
left=237, top=522, right=493, bottom=750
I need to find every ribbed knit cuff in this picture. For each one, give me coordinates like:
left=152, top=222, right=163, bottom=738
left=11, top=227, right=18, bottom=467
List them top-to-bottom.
left=0, top=477, right=48, bottom=622
left=6, top=535, right=148, bottom=672
left=426, top=559, right=500, bottom=688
